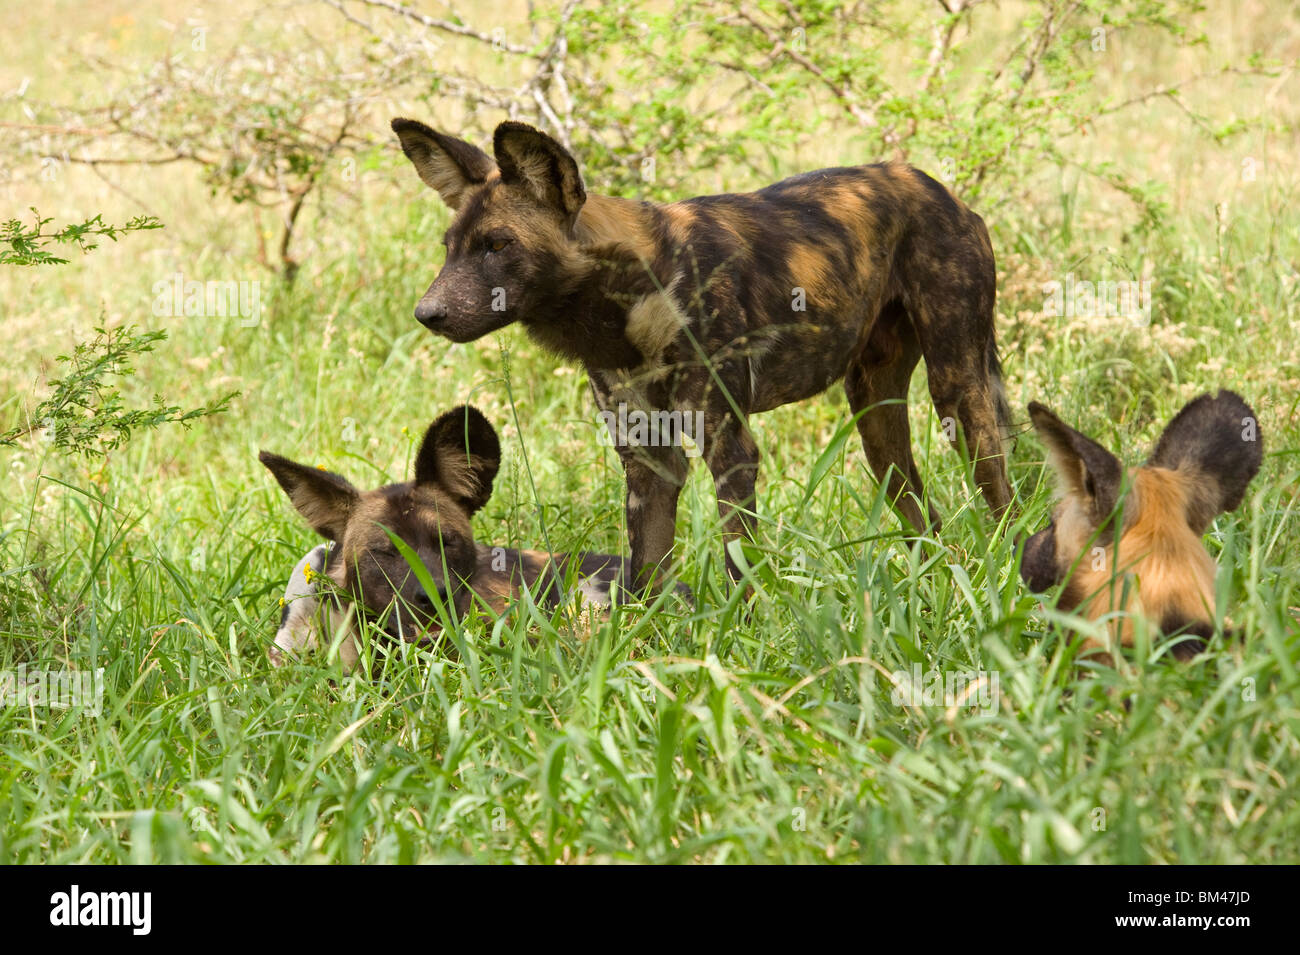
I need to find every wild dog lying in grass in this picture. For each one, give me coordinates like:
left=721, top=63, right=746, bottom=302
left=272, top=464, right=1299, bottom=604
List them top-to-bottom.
left=390, top=118, right=1013, bottom=590
left=1021, top=391, right=1262, bottom=661
left=260, top=405, right=629, bottom=671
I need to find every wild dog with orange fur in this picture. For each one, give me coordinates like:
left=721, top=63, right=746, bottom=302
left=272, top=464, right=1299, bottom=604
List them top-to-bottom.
left=390, top=117, right=1014, bottom=590
left=1021, top=390, right=1262, bottom=660
left=261, top=405, right=630, bottom=671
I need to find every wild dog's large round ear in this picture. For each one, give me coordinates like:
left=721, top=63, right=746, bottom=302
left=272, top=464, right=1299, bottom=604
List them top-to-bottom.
left=390, top=118, right=496, bottom=210
left=492, top=121, right=586, bottom=229
left=1147, top=389, right=1263, bottom=534
left=1027, top=402, right=1124, bottom=523
left=414, top=406, right=502, bottom=516
left=258, top=451, right=359, bottom=541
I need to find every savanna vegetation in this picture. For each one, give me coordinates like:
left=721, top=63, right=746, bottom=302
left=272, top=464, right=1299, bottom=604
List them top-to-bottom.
left=1, top=0, right=1297, bottom=863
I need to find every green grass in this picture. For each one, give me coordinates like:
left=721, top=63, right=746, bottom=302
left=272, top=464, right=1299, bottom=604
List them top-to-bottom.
left=2, top=2, right=1299, bottom=864
left=2, top=199, right=1297, bottom=861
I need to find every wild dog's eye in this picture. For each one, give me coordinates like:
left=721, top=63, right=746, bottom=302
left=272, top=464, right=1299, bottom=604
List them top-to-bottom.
left=486, top=237, right=512, bottom=253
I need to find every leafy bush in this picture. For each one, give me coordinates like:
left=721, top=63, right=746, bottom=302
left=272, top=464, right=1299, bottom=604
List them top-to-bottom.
left=8, top=0, right=1276, bottom=272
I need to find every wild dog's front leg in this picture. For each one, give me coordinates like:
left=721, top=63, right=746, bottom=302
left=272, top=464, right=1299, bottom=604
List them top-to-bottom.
left=591, top=373, right=689, bottom=592
left=704, top=414, right=759, bottom=584
left=624, top=449, right=689, bottom=592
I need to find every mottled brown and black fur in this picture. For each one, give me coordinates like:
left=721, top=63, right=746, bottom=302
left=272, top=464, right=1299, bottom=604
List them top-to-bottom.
left=391, top=118, right=1014, bottom=586
left=1021, top=390, right=1262, bottom=661
left=260, top=405, right=627, bottom=670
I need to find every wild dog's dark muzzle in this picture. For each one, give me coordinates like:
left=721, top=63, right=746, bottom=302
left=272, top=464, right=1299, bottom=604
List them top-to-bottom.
left=414, top=295, right=448, bottom=329
left=1020, top=523, right=1062, bottom=593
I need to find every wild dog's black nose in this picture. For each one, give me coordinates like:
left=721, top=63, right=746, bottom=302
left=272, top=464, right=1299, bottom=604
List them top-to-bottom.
left=414, top=299, right=447, bottom=328
left=412, top=587, right=445, bottom=609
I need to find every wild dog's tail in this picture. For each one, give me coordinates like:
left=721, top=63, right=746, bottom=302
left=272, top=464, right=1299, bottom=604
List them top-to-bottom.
left=987, top=339, right=1014, bottom=447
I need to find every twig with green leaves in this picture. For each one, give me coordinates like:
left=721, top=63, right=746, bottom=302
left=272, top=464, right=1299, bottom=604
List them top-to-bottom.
left=0, top=209, right=162, bottom=266
left=1, top=212, right=234, bottom=458
left=0, top=325, right=237, bottom=458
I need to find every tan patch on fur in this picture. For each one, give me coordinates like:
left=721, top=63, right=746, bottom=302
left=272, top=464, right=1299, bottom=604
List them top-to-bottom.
left=888, top=161, right=928, bottom=199
left=829, top=182, right=879, bottom=239
left=577, top=195, right=653, bottom=249
left=658, top=203, right=697, bottom=246
left=715, top=211, right=753, bottom=249
left=786, top=243, right=838, bottom=310
left=625, top=274, right=688, bottom=365
left=1056, top=467, right=1217, bottom=654
left=519, top=548, right=551, bottom=571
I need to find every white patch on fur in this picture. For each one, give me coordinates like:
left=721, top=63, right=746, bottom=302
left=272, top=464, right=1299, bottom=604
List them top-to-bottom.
left=271, top=543, right=360, bottom=672
left=271, top=544, right=329, bottom=665
left=576, top=576, right=614, bottom=610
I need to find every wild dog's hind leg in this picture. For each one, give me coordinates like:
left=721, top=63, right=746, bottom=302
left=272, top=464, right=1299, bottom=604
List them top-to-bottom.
left=900, top=205, right=1013, bottom=518
left=845, top=299, right=938, bottom=532
left=912, top=305, right=1013, bottom=518
left=689, top=345, right=760, bottom=585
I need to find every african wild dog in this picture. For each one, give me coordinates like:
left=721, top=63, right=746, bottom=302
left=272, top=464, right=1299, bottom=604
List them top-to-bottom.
left=390, top=118, right=1014, bottom=588
left=1021, top=391, right=1262, bottom=661
left=260, top=406, right=629, bottom=671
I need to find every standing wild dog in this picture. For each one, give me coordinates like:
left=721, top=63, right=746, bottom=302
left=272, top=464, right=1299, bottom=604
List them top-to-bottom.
left=390, top=118, right=1014, bottom=588
left=1021, top=390, right=1262, bottom=661
left=261, top=406, right=631, bottom=671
